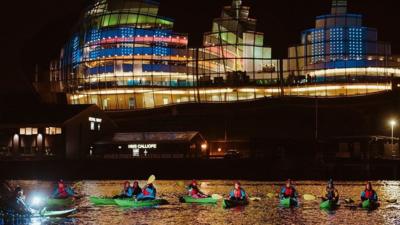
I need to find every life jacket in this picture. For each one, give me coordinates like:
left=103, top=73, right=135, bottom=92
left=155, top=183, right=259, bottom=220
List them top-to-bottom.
left=58, top=185, right=68, bottom=198
left=189, top=185, right=199, bottom=195
left=143, top=186, right=153, bottom=196
left=284, top=187, right=294, bottom=197
left=234, top=189, right=243, bottom=198
left=365, top=190, right=374, bottom=199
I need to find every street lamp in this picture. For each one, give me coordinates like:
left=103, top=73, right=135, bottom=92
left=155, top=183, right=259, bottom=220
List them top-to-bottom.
left=389, top=120, right=397, bottom=157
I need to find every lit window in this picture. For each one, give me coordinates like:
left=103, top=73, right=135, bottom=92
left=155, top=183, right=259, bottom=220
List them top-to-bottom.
left=90, top=122, right=95, bottom=131
left=45, top=127, right=62, bottom=135
left=19, top=128, right=26, bottom=135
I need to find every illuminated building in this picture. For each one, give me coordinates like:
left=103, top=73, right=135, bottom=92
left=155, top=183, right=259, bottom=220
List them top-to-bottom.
left=52, top=0, right=400, bottom=111
left=56, top=0, right=280, bottom=110
left=284, top=0, right=400, bottom=96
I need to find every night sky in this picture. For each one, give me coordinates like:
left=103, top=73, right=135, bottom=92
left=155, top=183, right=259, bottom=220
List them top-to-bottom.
left=1, top=0, right=400, bottom=99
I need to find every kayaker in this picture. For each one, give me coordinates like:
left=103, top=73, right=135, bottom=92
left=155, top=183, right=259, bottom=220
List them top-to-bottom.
left=279, top=179, right=298, bottom=200
left=324, top=179, right=339, bottom=203
left=51, top=180, right=76, bottom=199
left=187, top=180, right=208, bottom=199
left=113, top=181, right=133, bottom=199
left=132, top=181, right=142, bottom=197
left=228, top=181, right=247, bottom=201
left=137, top=182, right=156, bottom=201
left=361, top=182, right=378, bottom=202
left=9, top=186, right=33, bottom=214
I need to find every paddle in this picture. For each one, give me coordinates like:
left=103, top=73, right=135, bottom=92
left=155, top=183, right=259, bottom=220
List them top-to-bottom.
left=147, top=175, right=156, bottom=184
left=303, top=194, right=317, bottom=201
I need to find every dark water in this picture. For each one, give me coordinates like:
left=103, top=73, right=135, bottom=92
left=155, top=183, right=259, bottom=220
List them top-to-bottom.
left=3, top=180, right=400, bottom=225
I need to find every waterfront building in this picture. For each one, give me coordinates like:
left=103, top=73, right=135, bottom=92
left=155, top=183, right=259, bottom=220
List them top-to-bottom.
left=46, top=0, right=400, bottom=111
left=54, top=0, right=279, bottom=110
left=284, top=0, right=400, bottom=96
left=0, top=105, right=116, bottom=159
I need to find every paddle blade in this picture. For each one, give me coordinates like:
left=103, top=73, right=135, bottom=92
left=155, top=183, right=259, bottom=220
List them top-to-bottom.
left=147, top=175, right=156, bottom=184
left=176, top=181, right=185, bottom=187
left=267, top=193, right=275, bottom=198
left=211, top=194, right=223, bottom=200
left=303, top=194, right=316, bottom=201
left=249, top=197, right=261, bottom=201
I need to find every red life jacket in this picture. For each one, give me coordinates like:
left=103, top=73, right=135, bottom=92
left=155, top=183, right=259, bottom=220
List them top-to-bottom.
left=58, top=185, right=68, bottom=198
left=190, top=186, right=199, bottom=195
left=285, top=187, right=294, bottom=197
left=234, top=189, right=242, bottom=198
left=365, top=190, right=374, bottom=199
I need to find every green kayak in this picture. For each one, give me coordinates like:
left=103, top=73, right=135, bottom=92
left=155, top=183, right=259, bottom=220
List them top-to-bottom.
left=179, top=196, right=218, bottom=204
left=89, top=197, right=117, bottom=206
left=46, top=198, right=74, bottom=208
left=280, top=198, right=298, bottom=208
left=114, top=199, right=168, bottom=208
left=222, top=199, right=249, bottom=209
left=361, top=199, right=379, bottom=210
left=320, top=200, right=338, bottom=210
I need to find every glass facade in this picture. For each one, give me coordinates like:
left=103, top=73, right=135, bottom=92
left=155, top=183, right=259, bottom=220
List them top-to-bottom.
left=56, top=0, right=400, bottom=110
left=58, top=0, right=281, bottom=110
left=283, top=0, right=400, bottom=97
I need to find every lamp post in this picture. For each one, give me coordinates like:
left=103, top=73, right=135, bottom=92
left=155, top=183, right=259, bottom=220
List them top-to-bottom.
left=389, top=120, right=397, bottom=157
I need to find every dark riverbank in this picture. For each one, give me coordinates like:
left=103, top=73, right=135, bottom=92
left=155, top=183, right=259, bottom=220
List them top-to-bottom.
left=1, top=159, right=399, bottom=180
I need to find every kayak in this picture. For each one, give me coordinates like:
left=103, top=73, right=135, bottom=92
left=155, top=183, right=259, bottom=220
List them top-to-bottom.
left=179, top=196, right=218, bottom=204
left=89, top=197, right=117, bottom=206
left=46, top=198, right=74, bottom=208
left=280, top=198, right=298, bottom=208
left=114, top=199, right=168, bottom=208
left=222, top=199, right=249, bottom=209
left=361, top=199, right=379, bottom=210
left=320, top=200, right=338, bottom=210
left=0, top=208, right=76, bottom=218
left=40, top=208, right=77, bottom=217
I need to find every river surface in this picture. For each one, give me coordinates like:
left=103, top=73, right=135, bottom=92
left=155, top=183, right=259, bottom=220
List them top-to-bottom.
left=2, top=180, right=400, bottom=225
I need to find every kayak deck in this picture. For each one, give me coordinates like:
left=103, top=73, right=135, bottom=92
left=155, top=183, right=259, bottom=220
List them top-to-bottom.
left=179, top=196, right=218, bottom=204
left=89, top=197, right=117, bottom=206
left=46, top=198, right=74, bottom=208
left=280, top=198, right=298, bottom=208
left=114, top=199, right=168, bottom=208
left=222, top=199, right=249, bottom=209
left=320, top=200, right=338, bottom=210
left=361, top=200, right=379, bottom=210
left=0, top=208, right=77, bottom=218
left=40, top=208, right=77, bottom=217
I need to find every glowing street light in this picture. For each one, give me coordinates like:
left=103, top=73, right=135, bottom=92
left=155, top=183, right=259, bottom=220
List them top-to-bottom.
left=389, top=120, right=397, bottom=157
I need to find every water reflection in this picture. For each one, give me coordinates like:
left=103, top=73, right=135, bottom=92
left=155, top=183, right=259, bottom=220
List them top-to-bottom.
left=2, top=180, right=400, bottom=225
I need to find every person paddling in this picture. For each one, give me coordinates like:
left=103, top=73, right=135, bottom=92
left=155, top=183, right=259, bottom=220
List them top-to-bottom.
left=280, top=179, right=298, bottom=200
left=323, top=179, right=339, bottom=203
left=51, top=180, right=76, bottom=199
left=187, top=180, right=208, bottom=199
left=113, top=181, right=134, bottom=199
left=228, top=181, right=247, bottom=201
left=137, top=182, right=156, bottom=201
left=361, top=182, right=378, bottom=203
left=9, top=186, right=33, bottom=214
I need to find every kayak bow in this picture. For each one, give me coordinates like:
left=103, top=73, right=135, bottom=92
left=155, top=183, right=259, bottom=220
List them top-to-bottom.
left=179, top=196, right=218, bottom=204
left=89, top=197, right=117, bottom=206
left=114, top=199, right=168, bottom=208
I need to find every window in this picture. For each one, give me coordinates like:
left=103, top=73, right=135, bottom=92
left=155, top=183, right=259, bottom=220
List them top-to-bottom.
left=89, top=117, right=103, bottom=131
left=19, top=127, right=38, bottom=136
left=46, top=127, right=62, bottom=135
